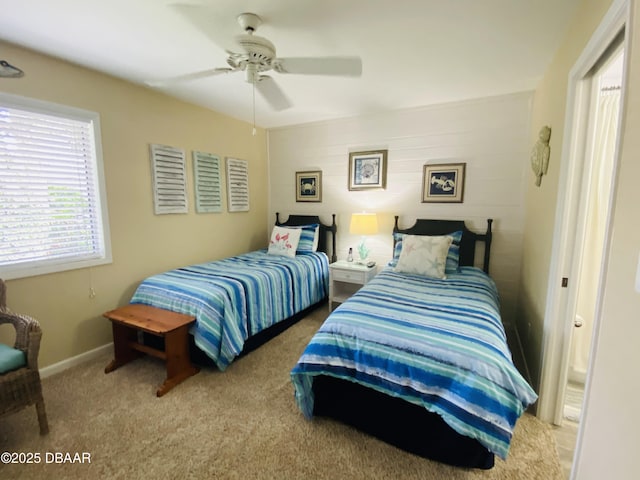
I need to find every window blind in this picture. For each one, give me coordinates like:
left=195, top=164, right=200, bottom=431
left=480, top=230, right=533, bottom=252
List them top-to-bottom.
left=0, top=102, right=109, bottom=276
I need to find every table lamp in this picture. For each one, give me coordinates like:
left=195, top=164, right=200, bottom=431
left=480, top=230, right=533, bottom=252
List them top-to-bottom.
left=349, top=213, right=378, bottom=263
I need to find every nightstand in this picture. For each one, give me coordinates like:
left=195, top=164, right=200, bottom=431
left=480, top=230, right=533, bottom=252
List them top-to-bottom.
left=329, top=260, right=378, bottom=312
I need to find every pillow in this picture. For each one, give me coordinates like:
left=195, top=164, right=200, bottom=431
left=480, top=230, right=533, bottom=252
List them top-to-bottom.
left=292, top=224, right=320, bottom=253
left=267, top=226, right=302, bottom=257
left=390, top=230, right=462, bottom=273
left=445, top=230, right=463, bottom=273
left=390, top=232, right=404, bottom=265
left=394, top=234, right=453, bottom=279
left=0, top=343, right=26, bottom=374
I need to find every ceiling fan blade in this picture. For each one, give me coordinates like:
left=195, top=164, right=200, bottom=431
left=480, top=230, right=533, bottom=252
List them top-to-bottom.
left=274, top=56, right=362, bottom=77
left=145, top=68, right=235, bottom=87
left=255, top=76, right=292, bottom=111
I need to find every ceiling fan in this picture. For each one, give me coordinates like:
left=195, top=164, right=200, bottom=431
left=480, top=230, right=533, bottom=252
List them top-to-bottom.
left=147, top=12, right=362, bottom=111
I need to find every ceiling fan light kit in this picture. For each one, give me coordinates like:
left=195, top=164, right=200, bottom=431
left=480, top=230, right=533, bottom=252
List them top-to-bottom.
left=148, top=11, right=362, bottom=113
left=245, top=63, right=258, bottom=84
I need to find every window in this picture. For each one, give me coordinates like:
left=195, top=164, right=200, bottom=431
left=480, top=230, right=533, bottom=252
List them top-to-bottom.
left=0, top=93, right=111, bottom=280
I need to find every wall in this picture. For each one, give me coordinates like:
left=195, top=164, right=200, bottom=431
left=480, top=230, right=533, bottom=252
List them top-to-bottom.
left=517, top=0, right=615, bottom=392
left=574, top=0, right=640, bottom=476
left=0, top=41, right=269, bottom=368
left=268, top=92, right=532, bottom=325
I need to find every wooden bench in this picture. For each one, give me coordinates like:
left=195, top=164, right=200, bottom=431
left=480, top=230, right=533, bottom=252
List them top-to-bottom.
left=103, top=304, right=199, bottom=397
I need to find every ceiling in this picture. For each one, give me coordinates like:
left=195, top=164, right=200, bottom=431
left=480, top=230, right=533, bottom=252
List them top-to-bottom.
left=0, top=0, right=581, bottom=129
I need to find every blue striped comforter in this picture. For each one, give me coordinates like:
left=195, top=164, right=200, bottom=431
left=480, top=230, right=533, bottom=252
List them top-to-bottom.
left=131, top=250, right=329, bottom=370
left=290, top=266, right=537, bottom=459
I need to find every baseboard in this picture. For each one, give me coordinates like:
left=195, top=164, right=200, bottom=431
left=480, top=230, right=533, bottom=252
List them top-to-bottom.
left=40, top=343, right=112, bottom=379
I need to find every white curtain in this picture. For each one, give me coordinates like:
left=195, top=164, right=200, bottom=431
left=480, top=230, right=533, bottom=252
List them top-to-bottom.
left=571, top=88, right=621, bottom=382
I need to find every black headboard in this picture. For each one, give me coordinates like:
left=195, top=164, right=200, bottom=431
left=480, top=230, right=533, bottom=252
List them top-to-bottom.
left=275, top=213, right=337, bottom=263
left=393, top=217, right=493, bottom=274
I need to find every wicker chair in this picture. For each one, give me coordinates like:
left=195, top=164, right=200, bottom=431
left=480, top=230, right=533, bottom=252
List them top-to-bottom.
left=0, top=279, right=49, bottom=434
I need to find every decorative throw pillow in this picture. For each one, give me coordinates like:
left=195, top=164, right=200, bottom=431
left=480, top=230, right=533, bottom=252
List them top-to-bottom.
left=294, top=224, right=319, bottom=253
left=267, top=226, right=302, bottom=257
left=390, top=230, right=462, bottom=273
left=394, top=234, right=453, bottom=279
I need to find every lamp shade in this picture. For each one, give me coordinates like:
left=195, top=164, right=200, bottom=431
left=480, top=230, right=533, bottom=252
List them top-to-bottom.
left=349, top=213, right=378, bottom=236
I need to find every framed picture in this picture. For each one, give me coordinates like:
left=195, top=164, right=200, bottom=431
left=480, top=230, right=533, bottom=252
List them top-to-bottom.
left=348, top=150, right=387, bottom=190
left=422, top=163, right=466, bottom=203
left=295, top=170, right=322, bottom=202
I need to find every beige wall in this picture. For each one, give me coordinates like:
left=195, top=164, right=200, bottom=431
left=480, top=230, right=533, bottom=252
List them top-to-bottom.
left=517, top=0, right=614, bottom=391
left=0, top=41, right=269, bottom=368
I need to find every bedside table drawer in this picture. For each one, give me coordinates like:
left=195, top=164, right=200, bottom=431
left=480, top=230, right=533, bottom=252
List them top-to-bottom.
left=332, top=269, right=365, bottom=283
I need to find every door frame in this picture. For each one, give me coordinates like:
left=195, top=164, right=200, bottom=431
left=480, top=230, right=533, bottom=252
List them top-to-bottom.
left=537, top=0, right=629, bottom=425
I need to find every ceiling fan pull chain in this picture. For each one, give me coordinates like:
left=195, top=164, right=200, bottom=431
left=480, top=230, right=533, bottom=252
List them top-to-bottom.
left=142, top=11, right=362, bottom=123
left=252, top=81, right=257, bottom=136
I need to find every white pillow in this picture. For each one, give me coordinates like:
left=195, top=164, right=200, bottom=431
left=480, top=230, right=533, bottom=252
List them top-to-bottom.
left=267, top=226, right=302, bottom=257
left=394, top=234, right=453, bottom=279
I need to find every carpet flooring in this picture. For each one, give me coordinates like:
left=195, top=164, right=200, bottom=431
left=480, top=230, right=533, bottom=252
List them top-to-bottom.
left=0, top=306, right=562, bottom=479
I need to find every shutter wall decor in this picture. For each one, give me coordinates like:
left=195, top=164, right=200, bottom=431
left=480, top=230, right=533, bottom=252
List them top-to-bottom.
left=150, top=144, right=188, bottom=214
left=193, top=151, right=222, bottom=213
left=226, top=157, right=250, bottom=212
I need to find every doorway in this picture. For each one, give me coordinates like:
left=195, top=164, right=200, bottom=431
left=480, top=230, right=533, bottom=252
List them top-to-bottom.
left=562, top=47, right=623, bottom=425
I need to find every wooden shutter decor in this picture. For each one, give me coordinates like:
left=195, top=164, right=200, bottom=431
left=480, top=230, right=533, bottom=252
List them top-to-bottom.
left=150, top=144, right=188, bottom=214
left=193, top=151, right=223, bottom=213
left=226, top=157, right=250, bottom=212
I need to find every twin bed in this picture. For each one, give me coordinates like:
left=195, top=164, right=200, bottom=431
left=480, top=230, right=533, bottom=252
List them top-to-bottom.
left=128, top=213, right=536, bottom=469
left=130, top=213, right=336, bottom=370
left=290, top=217, right=537, bottom=469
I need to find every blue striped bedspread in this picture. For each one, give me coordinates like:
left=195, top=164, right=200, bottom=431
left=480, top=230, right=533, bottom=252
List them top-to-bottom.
left=131, top=250, right=329, bottom=370
left=290, top=266, right=537, bottom=460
